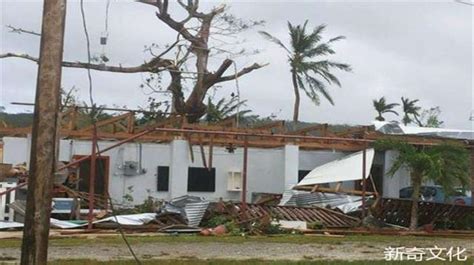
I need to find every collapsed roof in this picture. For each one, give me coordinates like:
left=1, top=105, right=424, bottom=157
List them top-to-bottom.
left=374, top=121, right=474, bottom=140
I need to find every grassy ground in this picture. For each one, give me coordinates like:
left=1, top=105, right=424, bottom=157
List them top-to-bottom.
left=0, top=234, right=469, bottom=248
left=1, top=234, right=471, bottom=264
left=45, top=258, right=473, bottom=265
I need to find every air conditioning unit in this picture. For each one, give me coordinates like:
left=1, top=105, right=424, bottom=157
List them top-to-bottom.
left=227, top=170, right=242, bottom=191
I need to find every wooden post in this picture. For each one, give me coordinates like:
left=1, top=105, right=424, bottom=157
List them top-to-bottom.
left=20, top=1, right=67, bottom=264
left=127, top=112, right=135, bottom=134
left=208, top=135, right=214, bottom=171
left=471, top=149, right=474, bottom=206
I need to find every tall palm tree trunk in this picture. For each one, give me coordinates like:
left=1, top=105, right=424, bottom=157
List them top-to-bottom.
left=291, top=69, right=300, bottom=122
left=409, top=171, right=422, bottom=230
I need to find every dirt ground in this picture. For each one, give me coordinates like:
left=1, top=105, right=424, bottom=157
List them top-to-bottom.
left=0, top=235, right=473, bottom=262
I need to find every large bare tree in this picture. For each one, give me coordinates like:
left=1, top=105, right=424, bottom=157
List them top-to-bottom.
left=1, top=0, right=266, bottom=123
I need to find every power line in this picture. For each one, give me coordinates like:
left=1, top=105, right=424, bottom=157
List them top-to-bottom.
left=79, top=1, right=141, bottom=264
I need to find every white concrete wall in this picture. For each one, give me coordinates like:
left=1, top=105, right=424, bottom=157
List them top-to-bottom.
left=3, top=136, right=415, bottom=203
left=2, top=137, right=29, bottom=166
left=284, top=145, right=299, bottom=188
left=299, top=150, right=355, bottom=189
left=383, top=150, right=411, bottom=197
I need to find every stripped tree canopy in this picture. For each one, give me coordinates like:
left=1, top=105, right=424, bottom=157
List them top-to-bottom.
left=1, top=0, right=267, bottom=123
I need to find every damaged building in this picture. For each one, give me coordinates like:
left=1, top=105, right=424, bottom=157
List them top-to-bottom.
left=0, top=113, right=472, bottom=207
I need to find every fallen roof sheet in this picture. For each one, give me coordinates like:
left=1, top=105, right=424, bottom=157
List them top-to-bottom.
left=374, top=121, right=474, bottom=140
left=296, top=148, right=375, bottom=187
left=280, top=190, right=368, bottom=214
left=159, top=195, right=209, bottom=227
left=94, top=213, right=157, bottom=226
left=0, top=221, right=23, bottom=230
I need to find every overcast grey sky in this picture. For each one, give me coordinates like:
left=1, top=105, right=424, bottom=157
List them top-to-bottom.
left=1, top=0, right=472, bottom=129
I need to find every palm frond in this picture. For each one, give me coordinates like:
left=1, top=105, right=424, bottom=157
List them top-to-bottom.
left=258, top=31, right=291, bottom=54
left=328, top=35, right=346, bottom=43
left=303, top=43, right=334, bottom=58
left=326, top=61, right=352, bottom=72
left=296, top=74, right=320, bottom=105
left=305, top=74, right=334, bottom=105
left=385, top=103, right=400, bottom=109
left=384, top=110, right=399, bottom=116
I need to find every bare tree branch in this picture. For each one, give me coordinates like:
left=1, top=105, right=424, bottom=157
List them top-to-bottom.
left=3, top=0, right=265, bottom=123
left=6, top=25, right=41, bottom=36
left=0, top=53, right=174, bottom=73
left=216, top=63, right=268, bottom=83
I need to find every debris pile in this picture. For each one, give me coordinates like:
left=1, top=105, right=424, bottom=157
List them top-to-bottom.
left=208, top=201, right=359, bottom=228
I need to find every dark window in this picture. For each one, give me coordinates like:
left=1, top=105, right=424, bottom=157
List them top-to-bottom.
left=157, top=166, right=169, bottom=191
left=187, top=167, right=215, bottom=192
left=298, top=170, right=311, bottom=182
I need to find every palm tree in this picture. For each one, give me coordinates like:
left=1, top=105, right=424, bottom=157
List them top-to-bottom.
left=260, top=21, right=351, bottom=122
left=204, top=96, right=251, bottom=124
left=372, top=97, right=399, bottom=121
left=401, top=97, right=421, bottom=126
left=375, top=140, right=470, bottom=230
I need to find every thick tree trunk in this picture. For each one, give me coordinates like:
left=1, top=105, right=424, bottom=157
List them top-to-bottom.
left=291, top=70, right=300, bottom=123
left=376, top=113, right=384, bottom=121
left=409, top=171, right=422, bottom=230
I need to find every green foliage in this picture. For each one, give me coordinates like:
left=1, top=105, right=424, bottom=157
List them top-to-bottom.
left=260, top=20, right=350, bottom=121
left=60, top=86, right=80, bottom=111
left=203, top=95, right=252, bottom=123
left=136, top=97, right=169, bottom=125
left=372, top=97, right=399, bottom=121
left=401, top=97, right=421, bottom=126
left=418, top=106, right=444, bottom=128
left=0, top=112, right=33, bottom=127
left=374, top=140, right=470, bottom=196
left=122, top=186, right=134, bottom=204
left=115, top=189, right=161, bottom=215
left=135, top=195, right=161, bottom=213
left=452, top=212, right=474, bottom=230
left=203, top=215, right=230, bottom=228
left=201, top=216, right=243, bottom=235
left=308, top=220, right=325, bottom=230
left=224, top=221, right=243, bottom=236
left=263, top=222, right=283, bottom=235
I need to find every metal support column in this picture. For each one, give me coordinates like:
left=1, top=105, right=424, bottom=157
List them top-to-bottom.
left=87, top=127, right=98, bottom=229
left=241, top=137, right=248, bottom=209
left=361, top=148, right=367, bottom=220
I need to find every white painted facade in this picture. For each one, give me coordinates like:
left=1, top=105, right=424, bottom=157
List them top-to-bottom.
left=1, top=136, right=412, bottom=204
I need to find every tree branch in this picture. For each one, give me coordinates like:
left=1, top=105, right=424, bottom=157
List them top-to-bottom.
left=137, top=0, right=198, bottom=43
left=6, top=25, right=41, bottom=36
left=0, top=52, right=174, bottom=73
left=213, top=59, right=233, bottom=78
left=216, top=63, right=268, bottom=83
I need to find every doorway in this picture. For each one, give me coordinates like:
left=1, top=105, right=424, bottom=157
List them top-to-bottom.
left=72, top=155, right=110, bottom=196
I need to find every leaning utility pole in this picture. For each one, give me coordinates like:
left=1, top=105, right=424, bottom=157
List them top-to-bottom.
left=20, top=1, right=67, bottom=264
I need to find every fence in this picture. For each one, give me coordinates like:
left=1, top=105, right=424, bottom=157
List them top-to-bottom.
left=0, top=181, right=16, bottom=221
